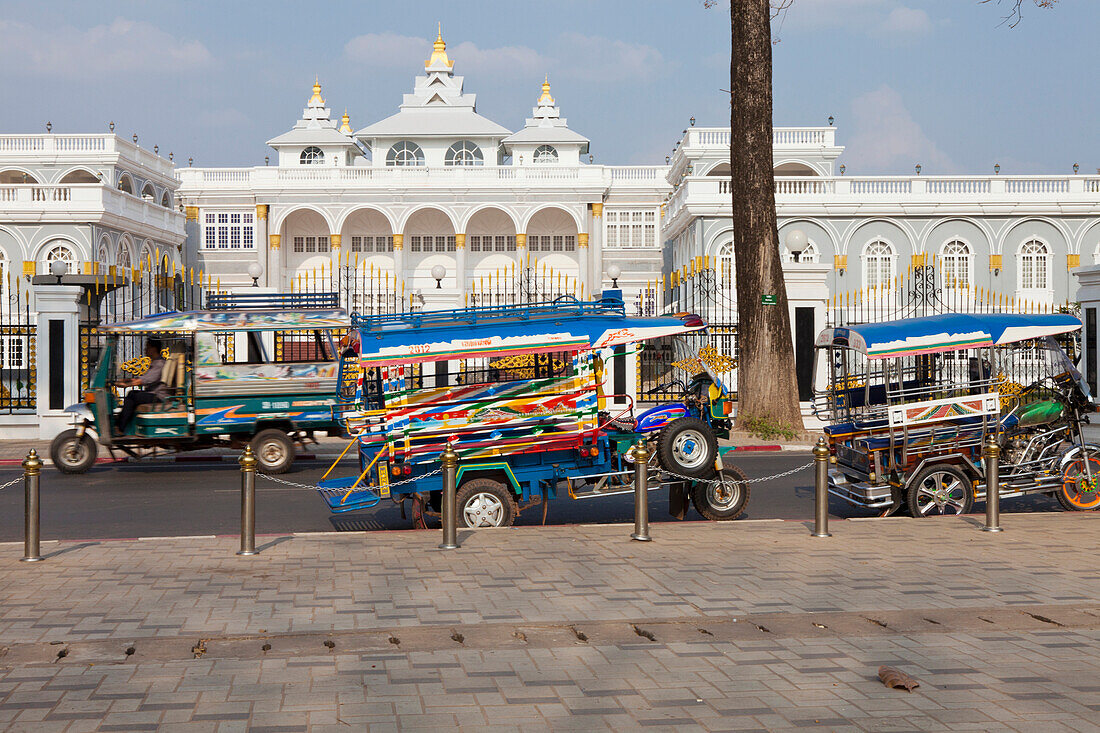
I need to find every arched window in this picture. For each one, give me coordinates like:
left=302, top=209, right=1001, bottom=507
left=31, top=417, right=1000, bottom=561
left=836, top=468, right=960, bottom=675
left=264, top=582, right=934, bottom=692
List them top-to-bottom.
left=445, top=140, right=483, bottom=166
left=386, top=141, right=424, bottom=167
left=533, top=145, right=558, bottom=164
left=299, top=146, right=324, bottom=165
left=59, top=169, right=99, bottom=184
left=117, top=173, right=134, bottom=195
left=141, top=182, right=156, bottom=201
left=160, top=190, right=171, bottom=208
left=862, top=239, right=896, bottom=290
left=1018, top=239, right=1050, bottom=290
left=117, top=240, right=132, bottom=269
left=940, top=240, right=972, bottom=288
left=97, top=242, right=110, bottom=265
left=782, top=242, right=819, bottom=263
left=41, top=243, right=76, bottom=275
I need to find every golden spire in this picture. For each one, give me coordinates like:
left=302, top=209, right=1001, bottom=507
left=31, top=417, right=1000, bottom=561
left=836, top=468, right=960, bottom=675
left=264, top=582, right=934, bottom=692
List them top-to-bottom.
left=426, top=23, right=453, bottom=69
left=538, top=75, right=554, bottom=106
left=309, top=76, right=324, bottom=106
left=339, top=109, right=352, bottom=134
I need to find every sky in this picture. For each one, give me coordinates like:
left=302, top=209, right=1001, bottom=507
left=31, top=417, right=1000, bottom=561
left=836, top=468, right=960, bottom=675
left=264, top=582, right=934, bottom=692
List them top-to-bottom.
left=3, top=0, right=1095, bottom=175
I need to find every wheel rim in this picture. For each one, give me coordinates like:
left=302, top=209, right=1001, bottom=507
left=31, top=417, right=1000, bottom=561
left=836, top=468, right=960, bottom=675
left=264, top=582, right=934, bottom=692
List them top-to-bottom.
left=672, top=429, right=709, bottom=469
left=61, top=439, right=89, bottom=466
left=258, top=440, right=286, bottom=466
left=1062, top=457, right=1100, bottom=509
left=914, top=471, right=969, bottom=516
left=706, top=479, right=742, bottom=511
left=463, top=493, right=505, bottom=527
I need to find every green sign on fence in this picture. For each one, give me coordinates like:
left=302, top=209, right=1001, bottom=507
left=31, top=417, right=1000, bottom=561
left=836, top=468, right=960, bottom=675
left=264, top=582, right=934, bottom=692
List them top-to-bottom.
left=761, top=294, right=777, bottom=305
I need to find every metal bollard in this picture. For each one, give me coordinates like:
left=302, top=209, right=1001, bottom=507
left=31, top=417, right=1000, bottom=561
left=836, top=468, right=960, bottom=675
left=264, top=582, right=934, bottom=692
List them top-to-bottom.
left=982, top=435, right=1003, bottom=533
left=812, top=437, right=832, bottom=538
left=439, top=440, right=459, bottom=550
left=631, top=440, right=652, bottom=542
left=237, top=446, right=258, bottom=555
left=21, top=449, right=43, bottom=562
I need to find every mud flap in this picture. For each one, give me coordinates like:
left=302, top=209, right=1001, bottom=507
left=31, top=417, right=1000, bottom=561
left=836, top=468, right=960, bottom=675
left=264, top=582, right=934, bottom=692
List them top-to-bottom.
left=668, top=481, right=689, bottom=520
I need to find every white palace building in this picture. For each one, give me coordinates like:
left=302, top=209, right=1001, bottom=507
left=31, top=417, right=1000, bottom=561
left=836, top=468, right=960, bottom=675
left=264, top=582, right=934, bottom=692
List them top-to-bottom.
left=0, top=29, right=1099, bottom=435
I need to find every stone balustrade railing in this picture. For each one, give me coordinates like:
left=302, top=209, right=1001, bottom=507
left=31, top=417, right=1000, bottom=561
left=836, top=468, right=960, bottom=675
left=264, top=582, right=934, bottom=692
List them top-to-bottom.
left=0, top=134, right=176, bottom=177
left=0, top=183, right=184, bottom=234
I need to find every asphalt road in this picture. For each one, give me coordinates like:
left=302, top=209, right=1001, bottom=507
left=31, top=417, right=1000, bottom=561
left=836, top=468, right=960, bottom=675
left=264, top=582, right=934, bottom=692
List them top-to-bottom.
left=0, top=452, right=1070, bottom=542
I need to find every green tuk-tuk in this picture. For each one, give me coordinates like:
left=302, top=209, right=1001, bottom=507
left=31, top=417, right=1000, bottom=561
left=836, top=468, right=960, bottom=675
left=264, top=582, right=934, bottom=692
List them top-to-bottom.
left=50, top=293, right=350, bottom=474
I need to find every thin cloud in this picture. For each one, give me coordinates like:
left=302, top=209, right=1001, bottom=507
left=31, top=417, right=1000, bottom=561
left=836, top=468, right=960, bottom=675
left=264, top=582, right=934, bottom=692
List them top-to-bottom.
left=783, top=1, right=932, bottom=35
left=879, top=7, right=932, bottom=34
left=0, top=18, right=212, bottom=77
left=344, top=32, right=547, bottom=78
left=556, top=33, right=671, bottom=82
left=845, top=85, right=957, bottom=174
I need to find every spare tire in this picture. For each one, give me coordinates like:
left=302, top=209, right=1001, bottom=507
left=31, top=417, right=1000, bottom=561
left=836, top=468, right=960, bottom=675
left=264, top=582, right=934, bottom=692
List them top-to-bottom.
left=657, top=417, right=718, bottom=479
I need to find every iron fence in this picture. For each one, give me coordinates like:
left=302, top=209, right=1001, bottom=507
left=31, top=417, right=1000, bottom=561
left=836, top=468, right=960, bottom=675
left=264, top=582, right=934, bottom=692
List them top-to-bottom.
left=0, top=269, right=35, bottom=412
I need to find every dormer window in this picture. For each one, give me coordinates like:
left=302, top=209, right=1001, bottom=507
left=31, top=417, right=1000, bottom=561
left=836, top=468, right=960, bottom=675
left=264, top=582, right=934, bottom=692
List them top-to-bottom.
left=445, top=140, right=483, bottom=166
left=387, top=141, right=425, bottom=166
left=533, top=145, right=558, bottom=164
left=300, top=146, right=324, bottom=165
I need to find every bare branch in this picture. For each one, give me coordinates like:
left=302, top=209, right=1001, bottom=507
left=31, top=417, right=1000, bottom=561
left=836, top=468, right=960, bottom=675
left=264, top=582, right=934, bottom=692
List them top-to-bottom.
left=978, top=0, right=1058, bottom=29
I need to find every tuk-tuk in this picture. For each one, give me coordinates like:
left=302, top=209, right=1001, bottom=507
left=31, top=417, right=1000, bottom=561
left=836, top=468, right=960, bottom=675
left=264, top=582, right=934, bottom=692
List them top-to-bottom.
left=315, top=291, right=751, bottom=527
left=49, top=293, right=350, bottom=474
left=815, top=312, right=1100, bottom=516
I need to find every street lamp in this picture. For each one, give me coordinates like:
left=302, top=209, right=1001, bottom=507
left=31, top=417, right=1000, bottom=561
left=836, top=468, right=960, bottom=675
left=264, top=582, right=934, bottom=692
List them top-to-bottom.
left=785, top=229, right=807, bottom=263
left=49, top=258, right=67, bottom=284
left=248, top=262, right=263, bottom=287
left=431, top=264, right=446, bottom=289
left=607, top=264, right=622, bottom=288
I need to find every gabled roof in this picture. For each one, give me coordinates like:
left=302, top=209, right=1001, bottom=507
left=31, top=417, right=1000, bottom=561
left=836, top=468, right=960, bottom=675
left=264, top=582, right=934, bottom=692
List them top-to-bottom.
left=355, top=108, right=511, bottom=138
left=501, top=125, right=590, bottom=146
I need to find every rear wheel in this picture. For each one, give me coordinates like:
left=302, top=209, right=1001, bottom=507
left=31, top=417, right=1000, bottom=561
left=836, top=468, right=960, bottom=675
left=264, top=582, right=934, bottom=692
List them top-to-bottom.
left=657, top=417, right=718, bottom=479
left=50, top=429, right=97, bottom=474
left=250, top=429, right=295, bottom=474
left=1057, top=452, right=1100, bottom=511
left=690, top=464, right=750, bottom=521
left=907, top=464, right=974, bottom=517
left=456, top=478, right=518, bottom=528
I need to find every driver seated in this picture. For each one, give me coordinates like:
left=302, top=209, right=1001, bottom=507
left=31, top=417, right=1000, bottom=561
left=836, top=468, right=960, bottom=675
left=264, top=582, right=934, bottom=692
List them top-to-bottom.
left=115, top=339, right=169, bottom=434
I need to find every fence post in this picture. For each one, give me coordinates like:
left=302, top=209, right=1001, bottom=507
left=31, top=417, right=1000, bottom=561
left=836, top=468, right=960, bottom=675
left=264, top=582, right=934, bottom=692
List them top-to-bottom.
left=982, top=435, right=1003, bottom=533
left=812, top=437, right=832, bottom=538
left=439, top=440, right=459, bottom=550
left=631, top=440, right=652, bottom=542
left=237, top=446, right=258, bottom=555
left=21, top=449, right=43, bottom=562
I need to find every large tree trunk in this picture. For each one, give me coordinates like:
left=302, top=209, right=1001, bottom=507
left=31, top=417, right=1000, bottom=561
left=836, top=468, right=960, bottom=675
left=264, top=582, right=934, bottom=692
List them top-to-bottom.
left=730, top=0, right=802, bottom=431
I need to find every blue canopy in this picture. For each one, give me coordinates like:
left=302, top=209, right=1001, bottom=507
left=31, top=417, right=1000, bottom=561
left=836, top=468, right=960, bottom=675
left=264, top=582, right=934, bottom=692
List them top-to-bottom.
left=815, top=312, right=1081, bottom=359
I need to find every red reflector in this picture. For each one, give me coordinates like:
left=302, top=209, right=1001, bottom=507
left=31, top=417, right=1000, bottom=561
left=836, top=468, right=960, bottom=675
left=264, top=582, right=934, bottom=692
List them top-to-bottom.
left=403, top=465, right=411, bottom=475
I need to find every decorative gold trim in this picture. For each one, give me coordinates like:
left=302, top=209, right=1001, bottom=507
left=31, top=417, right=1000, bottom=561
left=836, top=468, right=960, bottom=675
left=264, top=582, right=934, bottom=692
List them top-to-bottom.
left=426, top=23, right=454, bottom=69
left=591, top=202, right=603, bottom=218
left=256, top=204, right=268, bottom=221
left=185, top=206, right=199, bottom=221
left=455, top=233, right=466, bottom=250
left=515, top=233, right=527, bottom=249
left=578, top=233, right=589, bottom=249
left=269, top=234, right=281, bottom=250
left=330, top=234, right=342, bottom=249
left=393, top=234, right=404, bottom=251
left=910, top=253, right=925, bottom=268
left=989, top=254, right=1002, bottom=271
left=1068, top=254, right=1081, bottom=270
left=834, top=255, right=847, bottom=270
left=22, top=261, right=34, bottom=276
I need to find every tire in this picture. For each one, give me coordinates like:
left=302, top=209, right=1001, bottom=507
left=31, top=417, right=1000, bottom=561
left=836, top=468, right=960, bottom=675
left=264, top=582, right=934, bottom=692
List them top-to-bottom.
left=657, top=417, right=718, bottom=479
left=50, top=429, right=97, bottom=474
left=250, top=429, right=295, bottom=474
left=1056, top=451, right=1100, bottom=511
left=691, top=464, right=750, bottom=521
left=906, top=464, right=974, bottom=517
left=455, top=478, right=518, bottom=528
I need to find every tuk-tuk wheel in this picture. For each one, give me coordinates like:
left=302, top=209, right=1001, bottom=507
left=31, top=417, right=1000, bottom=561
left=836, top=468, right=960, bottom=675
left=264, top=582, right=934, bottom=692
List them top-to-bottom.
left=657, top=417, right=718, bottom=479
left=50, top=429, right=98, bottom=474
left=250, top=429, right=295, bottom=474
left=1056, top=452, right=1100, bottom=511
left=906, top=464, right=974, bottom=517
left=691, top=465, right=750, bottom=521
left=455, top=478, right=518, bottom=528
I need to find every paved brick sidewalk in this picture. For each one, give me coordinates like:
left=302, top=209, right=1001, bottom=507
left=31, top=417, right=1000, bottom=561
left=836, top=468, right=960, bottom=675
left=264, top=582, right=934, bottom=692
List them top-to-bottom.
left=1, top=514, right=1099, bottom=730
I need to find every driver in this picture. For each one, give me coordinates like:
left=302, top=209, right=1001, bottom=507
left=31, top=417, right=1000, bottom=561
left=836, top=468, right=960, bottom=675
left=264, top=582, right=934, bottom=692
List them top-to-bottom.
left=115, top=339, right=169, bottom=434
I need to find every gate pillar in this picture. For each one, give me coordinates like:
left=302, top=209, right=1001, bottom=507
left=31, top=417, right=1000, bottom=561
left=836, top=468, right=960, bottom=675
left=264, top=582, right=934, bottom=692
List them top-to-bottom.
left=33, top=285, right=85, bottom=440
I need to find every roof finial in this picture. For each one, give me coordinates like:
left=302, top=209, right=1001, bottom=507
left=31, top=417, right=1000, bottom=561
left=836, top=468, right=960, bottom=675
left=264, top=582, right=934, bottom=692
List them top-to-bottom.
left=426, top=23, right=453, bottom=69
left=538, top=75, right=554, bottom=106
left=309, top=76, right=324, bottom=106
left=339, top=109, right=352, bottom=135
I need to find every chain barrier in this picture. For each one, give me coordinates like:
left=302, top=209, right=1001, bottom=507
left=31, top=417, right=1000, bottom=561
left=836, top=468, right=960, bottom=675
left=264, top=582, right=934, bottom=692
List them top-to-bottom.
left=662, top=460, right=815, bottom=487
left=256, top=467, right=443, bottom=492
left=0, top=474, right=22, bottom=492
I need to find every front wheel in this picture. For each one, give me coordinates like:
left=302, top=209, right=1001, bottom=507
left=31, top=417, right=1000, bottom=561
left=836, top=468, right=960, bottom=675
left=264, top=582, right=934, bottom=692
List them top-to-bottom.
left=657, top=417, right=718, bottom=479
left=50, top=429, right=97, bottom=474
left=250, top=429, right=295, bottom=474
left=1057, top=451, right=1100, bottom=511
left=906, top=464, right=974, bottom=517
left=690, top=465, right=750, bottom=521
left=456, top=478, right=518, bottom=528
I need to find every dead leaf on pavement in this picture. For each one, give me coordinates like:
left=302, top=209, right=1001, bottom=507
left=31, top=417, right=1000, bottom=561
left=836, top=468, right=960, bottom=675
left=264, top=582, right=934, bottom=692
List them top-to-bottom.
left=878, top=665, right=920, bottom=692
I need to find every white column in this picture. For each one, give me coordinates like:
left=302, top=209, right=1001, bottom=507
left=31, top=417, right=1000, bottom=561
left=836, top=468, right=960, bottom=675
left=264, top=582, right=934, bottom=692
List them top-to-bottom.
left=590, top=203, right=603, bottom=296
left=255, top=205, right=270, bottom=287
left=456, top=233, right=468, bottom=303
left=34, top=285, right=85, bottom=440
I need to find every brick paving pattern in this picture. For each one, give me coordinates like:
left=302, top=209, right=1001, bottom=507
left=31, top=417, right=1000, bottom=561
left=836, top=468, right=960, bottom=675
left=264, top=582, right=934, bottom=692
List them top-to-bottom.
left=0, top=514, right=1098, bottom=730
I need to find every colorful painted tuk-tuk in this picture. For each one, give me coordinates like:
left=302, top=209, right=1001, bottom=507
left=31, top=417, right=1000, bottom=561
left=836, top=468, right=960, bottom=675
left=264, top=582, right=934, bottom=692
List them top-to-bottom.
left=316, top=291, right=750, bottom=527
left=50, top=293, right=349, bottom=474
left=815, top=312, right=1100, bottom=516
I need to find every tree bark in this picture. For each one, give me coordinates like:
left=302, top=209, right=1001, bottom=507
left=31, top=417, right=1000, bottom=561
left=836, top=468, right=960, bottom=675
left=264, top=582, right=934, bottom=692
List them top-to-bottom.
left=730, top=0, right=802, bottom=431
